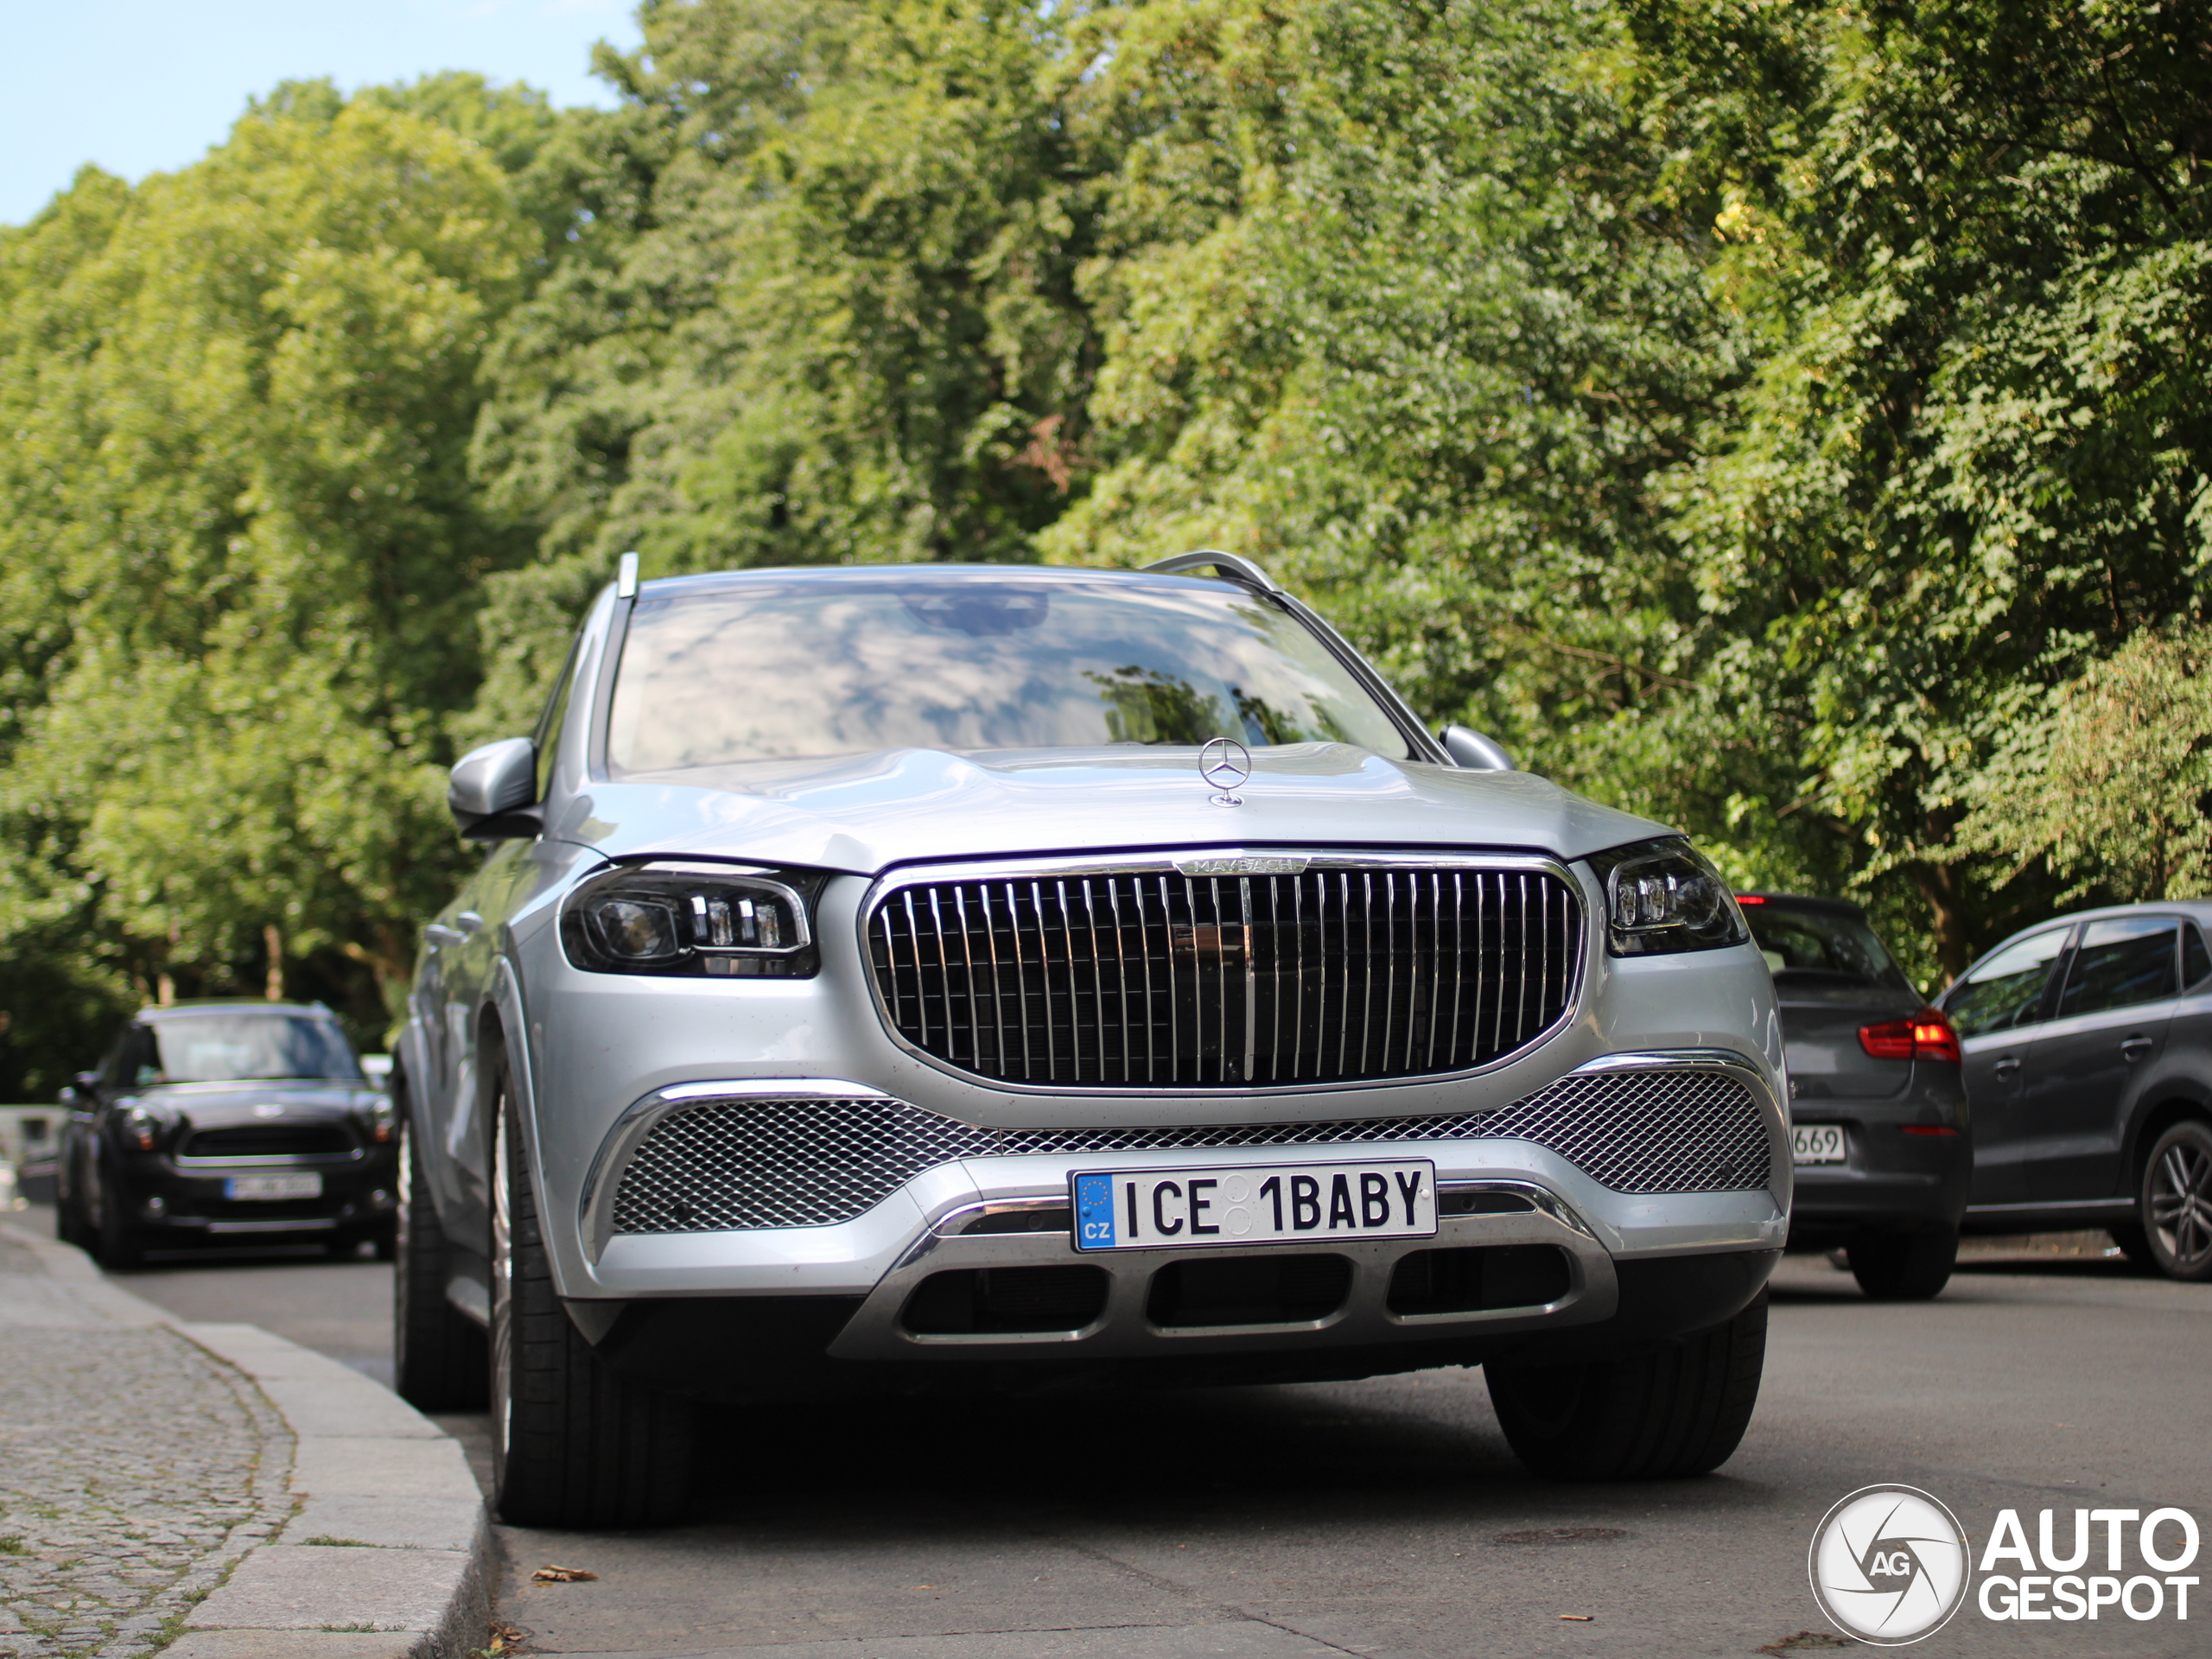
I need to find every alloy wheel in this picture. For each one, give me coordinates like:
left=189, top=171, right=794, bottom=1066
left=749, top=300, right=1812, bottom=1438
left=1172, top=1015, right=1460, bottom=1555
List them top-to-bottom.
left=488, top=1090, right=515, bottom=1477
left=395, top=1118, right=417, bottom=1276
left=2147, top=1129, right=2212, bottom=1275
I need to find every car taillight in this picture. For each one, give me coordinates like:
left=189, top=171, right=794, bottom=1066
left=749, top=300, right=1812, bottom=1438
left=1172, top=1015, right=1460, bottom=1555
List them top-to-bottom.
left=1859, top=1008, right=1961, bottom=1065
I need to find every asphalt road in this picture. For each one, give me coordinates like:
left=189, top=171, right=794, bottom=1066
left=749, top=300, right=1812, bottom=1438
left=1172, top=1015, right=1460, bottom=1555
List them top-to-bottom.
left=29, top=1205, right=2209, bottom=1659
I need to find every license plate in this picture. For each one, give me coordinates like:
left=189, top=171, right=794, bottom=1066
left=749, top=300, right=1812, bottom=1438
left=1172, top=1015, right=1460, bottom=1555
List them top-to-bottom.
left=1790, top=1125, right=1847, bottom=1166
left=1072, top=1160, right=1436, bottom=1251
left=224, top=1173, right=323, bottom=1200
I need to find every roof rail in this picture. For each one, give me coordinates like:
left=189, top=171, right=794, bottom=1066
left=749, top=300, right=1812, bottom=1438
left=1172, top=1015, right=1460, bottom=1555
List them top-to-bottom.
left=616, top=550, right=640, bottom=599
left=1141, top=550, right=1284, bottom=594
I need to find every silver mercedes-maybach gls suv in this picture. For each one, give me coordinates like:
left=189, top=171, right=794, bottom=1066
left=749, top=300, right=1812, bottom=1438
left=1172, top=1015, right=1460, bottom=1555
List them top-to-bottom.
left=393, top=552, right=1787, bottom=1527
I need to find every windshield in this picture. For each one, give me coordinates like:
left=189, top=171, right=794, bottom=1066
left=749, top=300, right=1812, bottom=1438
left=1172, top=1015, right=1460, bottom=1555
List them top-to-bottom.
left=606, top=572, right=1414, bottom=773
left=1742, top=901, right=1916, bottom=995
left=149, top=1017, right=362, bottom=1084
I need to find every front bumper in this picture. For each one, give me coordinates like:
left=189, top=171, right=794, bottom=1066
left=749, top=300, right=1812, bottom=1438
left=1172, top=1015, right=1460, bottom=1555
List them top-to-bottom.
left=551, top=1049, right=1787, bottom=1385
left=127, top=1154, right=399, bottom=1240
left=583, top=1233, right=1781, bottom=1402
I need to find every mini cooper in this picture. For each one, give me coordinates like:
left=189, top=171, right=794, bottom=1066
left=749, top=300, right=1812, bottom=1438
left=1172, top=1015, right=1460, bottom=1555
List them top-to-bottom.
left=393, top=554, right=1789, bottom=1527
left=57, top=1001, right=397, bottom=1265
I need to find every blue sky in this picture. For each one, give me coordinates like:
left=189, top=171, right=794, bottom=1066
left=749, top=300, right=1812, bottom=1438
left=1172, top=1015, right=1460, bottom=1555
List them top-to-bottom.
left=1, top=0, right=644, bottom=226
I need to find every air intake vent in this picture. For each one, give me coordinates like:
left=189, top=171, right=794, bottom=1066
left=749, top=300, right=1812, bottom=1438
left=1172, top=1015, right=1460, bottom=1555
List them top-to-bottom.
left=868, top=863, right=1581, bottom=1088
left=179, top=1123, right=355, bottom=1161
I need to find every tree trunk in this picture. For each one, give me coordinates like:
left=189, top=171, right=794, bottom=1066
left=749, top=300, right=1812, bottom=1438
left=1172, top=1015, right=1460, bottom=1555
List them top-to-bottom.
left=1910, top=863, right=1973, bottom=988
left=264, top=924, right=285, bottom=1002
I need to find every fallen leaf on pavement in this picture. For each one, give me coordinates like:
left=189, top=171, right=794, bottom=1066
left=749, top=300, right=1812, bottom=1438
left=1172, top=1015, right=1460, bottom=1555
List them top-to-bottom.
left=531, top=1566, right=598, bottom=1584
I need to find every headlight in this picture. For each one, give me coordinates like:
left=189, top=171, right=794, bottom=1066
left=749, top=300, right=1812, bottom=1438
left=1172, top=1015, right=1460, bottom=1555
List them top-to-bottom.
left=1585, top=838, right=1748, bottom=957
left=561, top=861, right=824, bottom=978
left=354, top=1092, right=396, bottom=1144
left=120, top=1102, right=172, bottom=1151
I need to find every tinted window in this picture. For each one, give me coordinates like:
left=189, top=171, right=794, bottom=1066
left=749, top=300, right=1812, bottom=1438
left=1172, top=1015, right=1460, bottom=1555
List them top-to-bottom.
left=607, top=574, right=1413, bottom=773
left=1743, top=903, right=1915, bottom=995
left=2056, top=918, right=2178, bottom=1019
left=2187, top=924, right=2211, bottom=988
left=1946, top=929, right=2069, bottom=1038
left=149, top=1017, right=362, bottom=1084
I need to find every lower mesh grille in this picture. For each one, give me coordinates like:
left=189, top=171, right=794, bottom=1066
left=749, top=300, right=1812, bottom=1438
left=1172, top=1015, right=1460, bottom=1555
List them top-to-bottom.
left=607, top=1068, right=1771, bottom=1236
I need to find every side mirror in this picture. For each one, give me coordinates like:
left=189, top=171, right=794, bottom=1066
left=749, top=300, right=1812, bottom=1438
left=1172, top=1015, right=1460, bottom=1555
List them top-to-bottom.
left=1439, top=725, right=1516, bottom=772
left=448, top=737, right=541, bottom=840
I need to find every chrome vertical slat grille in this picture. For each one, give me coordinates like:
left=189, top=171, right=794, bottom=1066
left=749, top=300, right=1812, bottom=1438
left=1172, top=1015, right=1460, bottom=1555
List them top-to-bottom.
left=868, top=862, right=1582, bottom=1088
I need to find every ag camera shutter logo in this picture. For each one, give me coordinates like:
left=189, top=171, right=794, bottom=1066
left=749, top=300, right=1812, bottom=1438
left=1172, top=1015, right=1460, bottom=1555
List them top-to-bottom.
left=1808, top=1484, right=1971, bottom=1644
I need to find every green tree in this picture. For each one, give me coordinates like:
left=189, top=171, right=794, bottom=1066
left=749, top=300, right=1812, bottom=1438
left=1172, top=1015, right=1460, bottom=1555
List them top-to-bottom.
left=466, top=0, right=1112, bottom=735
left=1042, top=0, right=1735, bottom=770
left=1620, top=0, right=2212, bottom=975
left=0, top=79, right=554, bottom=1067
left=1950, top=629, right=2212, bottom=906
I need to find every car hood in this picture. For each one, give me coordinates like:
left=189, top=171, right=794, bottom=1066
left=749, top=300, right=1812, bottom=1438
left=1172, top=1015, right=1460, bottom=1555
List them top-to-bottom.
left=546, top=744, right=1673, bottom=874
left=136, top=1081, right=378, bottom=1125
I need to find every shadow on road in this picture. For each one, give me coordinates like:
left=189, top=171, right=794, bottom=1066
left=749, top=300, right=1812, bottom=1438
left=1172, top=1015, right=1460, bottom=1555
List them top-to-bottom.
left=1951, top=1254, right=2151, bottom=1279
left=664, top=1375, right=1772, bottom=1541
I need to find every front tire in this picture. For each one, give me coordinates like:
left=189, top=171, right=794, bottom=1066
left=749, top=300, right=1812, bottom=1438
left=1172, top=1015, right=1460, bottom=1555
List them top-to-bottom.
left=489, top=1058, right=693, bottom=1529
left=393, top=1090, right=487, bottom=1410
left=2139, top=1120, right=2212, bottom=1282
left=54, top=1152, right=92, bottom=1249
left=90, top=1157, right=145, bottom=1271
left=1847, top=1228, right=1957, bottom=1300
left=1485, top=1291, right=1767, bottom=1481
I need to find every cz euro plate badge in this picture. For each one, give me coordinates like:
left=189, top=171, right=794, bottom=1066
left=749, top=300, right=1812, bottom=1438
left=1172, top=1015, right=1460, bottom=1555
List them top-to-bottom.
left=1072, top=1160, right=1436, bottom=1250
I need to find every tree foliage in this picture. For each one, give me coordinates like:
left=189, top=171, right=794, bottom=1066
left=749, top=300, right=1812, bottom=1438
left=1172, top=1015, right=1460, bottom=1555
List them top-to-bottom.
left=1625, top=0, right=2212, bottom=974
left=0, top=77, right=553, bottom=1089
left=1952, top=629, right=2212, bottom=906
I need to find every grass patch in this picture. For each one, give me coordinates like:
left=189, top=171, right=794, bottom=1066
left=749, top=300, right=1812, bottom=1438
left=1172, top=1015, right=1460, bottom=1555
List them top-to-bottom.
left=300, top=1535, right=379, bottom=1548
left=0, top=1536, right=28, bottom=1556
left=318, top=1622, right=381, bottom=1633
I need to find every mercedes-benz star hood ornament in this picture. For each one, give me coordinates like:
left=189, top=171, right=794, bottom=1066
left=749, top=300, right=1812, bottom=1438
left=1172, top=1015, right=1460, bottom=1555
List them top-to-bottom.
left=1198, top=737, right=1251, bottom=807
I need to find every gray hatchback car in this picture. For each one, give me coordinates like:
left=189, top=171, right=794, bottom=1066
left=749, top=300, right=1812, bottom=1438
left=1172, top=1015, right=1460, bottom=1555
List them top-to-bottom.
left=1738, top=895, right=1969, bottom=1299
left=1937, top=903, right=2212, bottom=1281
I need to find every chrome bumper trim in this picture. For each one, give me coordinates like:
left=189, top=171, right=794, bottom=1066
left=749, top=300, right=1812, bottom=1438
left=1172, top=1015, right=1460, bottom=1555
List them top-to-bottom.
left=829, top=1180, right=1614, bottom=1362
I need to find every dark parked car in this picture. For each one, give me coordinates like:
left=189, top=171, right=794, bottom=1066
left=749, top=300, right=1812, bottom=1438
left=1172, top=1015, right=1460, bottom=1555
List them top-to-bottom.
left=1740, top=894, right=1970, bottom=1298
left=1937, top=903, right=2212, bottom=1281
left=54, top=1001, right=397, bottom=1268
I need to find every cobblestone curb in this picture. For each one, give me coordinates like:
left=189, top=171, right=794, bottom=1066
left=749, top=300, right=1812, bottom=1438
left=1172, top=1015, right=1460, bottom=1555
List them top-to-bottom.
left=0, top=1224, right=488, bottom=1659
